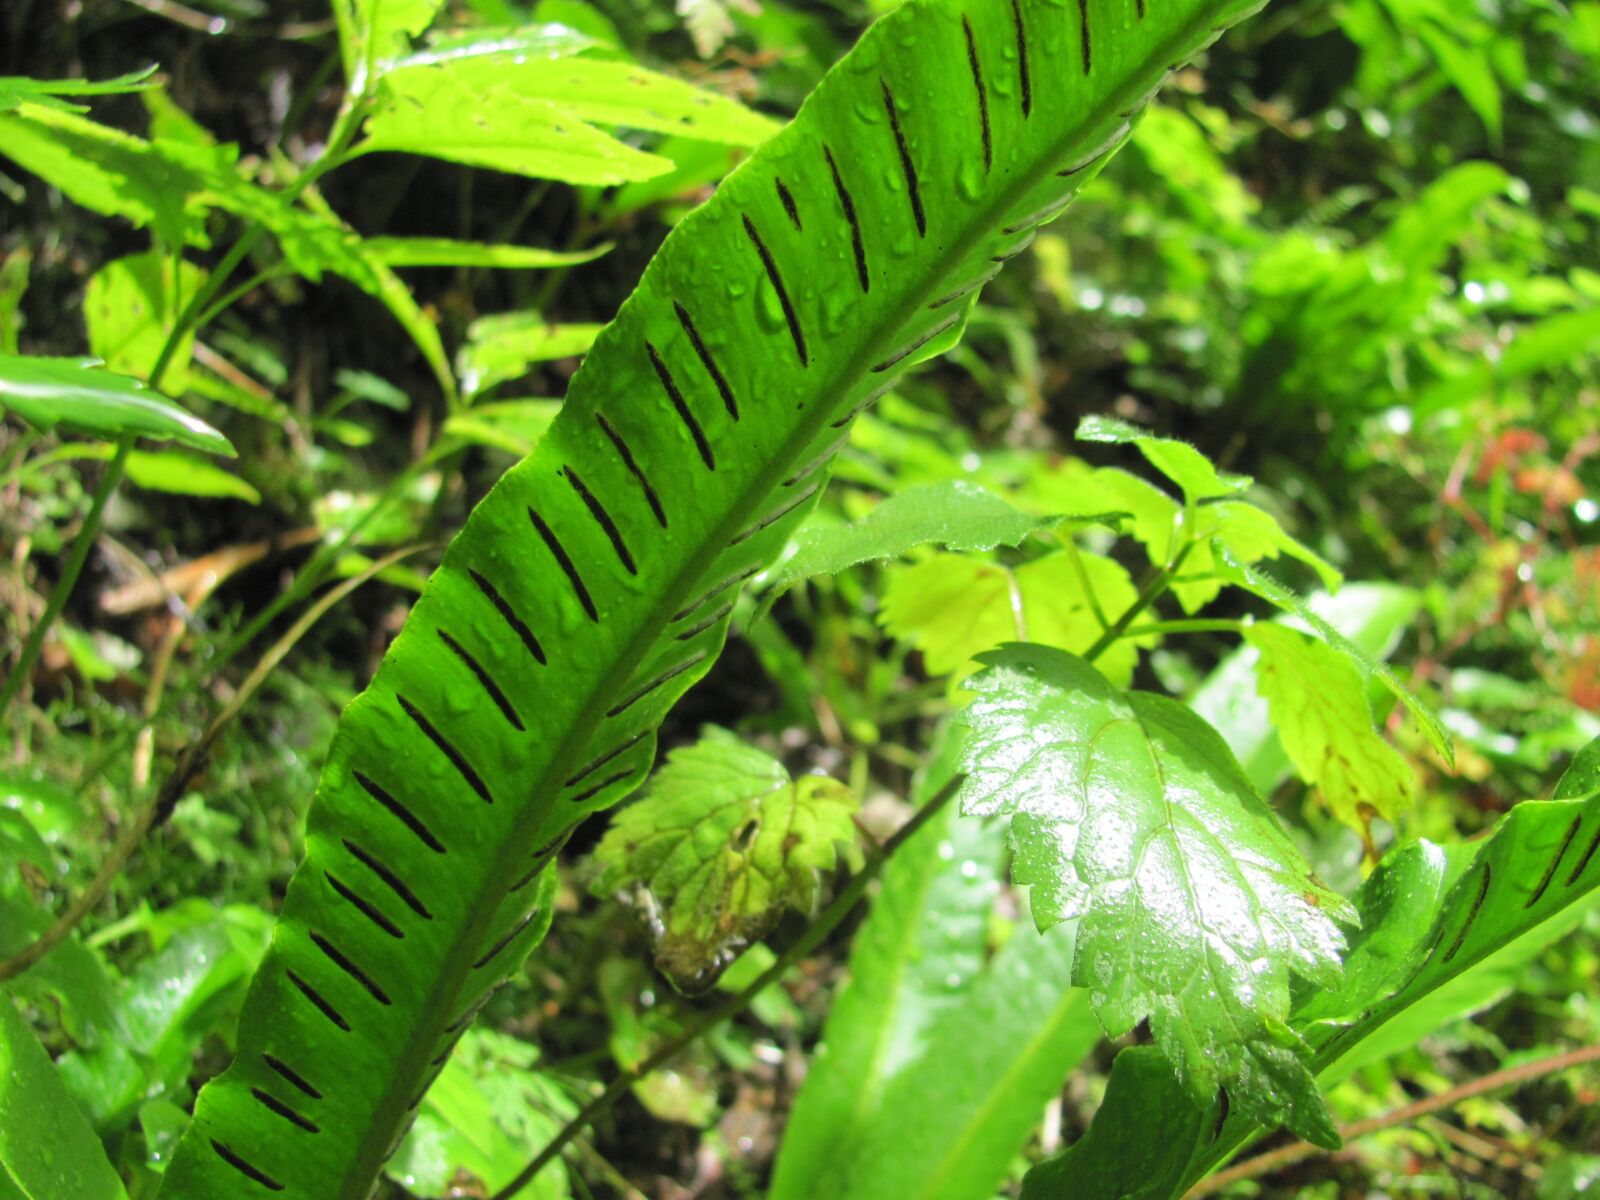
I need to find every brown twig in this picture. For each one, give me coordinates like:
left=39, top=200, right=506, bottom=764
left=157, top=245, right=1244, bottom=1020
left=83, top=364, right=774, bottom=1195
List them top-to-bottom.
left=1184, top=1043, right=1600, bottom=1197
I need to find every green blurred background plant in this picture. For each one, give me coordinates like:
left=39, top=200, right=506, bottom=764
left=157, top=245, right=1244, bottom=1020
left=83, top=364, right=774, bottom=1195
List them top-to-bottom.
left=1, top=0, right=1597, bottom=1195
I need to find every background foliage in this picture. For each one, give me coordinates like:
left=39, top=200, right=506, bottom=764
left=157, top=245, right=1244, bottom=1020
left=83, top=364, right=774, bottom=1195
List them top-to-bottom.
left=2, top=0, right=1598, bottom=1196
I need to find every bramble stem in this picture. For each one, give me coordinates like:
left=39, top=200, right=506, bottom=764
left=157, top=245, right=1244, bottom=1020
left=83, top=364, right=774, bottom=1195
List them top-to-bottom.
left=491, top=775, right=967, bottom=1200
left=1184, top=1042, right=1600, bottom=1197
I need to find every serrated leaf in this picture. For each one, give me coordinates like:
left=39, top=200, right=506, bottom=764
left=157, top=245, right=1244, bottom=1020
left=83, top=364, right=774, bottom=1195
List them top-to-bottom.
left=0, top=104, right=210, bottom=246
left=0, top=354, right=233, bottom=456
left=1076, top=413, right=1251, bottom=502
left=1019, top=457, right=1338, bottom=613
left=768, top=480, right=1057, bottom=591
left=1216, top=545, right=1452, bottom=763
left=881, top=548, right=1150, bottom=686
left=1189, top=583, right=1421, bottom=796
left=1246, top=624, right=1415, bottom=833
left=956, top=644, right=1354, bottom=1143
left=589, top=728, right=859, bottom=991
left=1129, top=736, right=1600, bottom=1200
left=0, top=996, right=127, bottom=1200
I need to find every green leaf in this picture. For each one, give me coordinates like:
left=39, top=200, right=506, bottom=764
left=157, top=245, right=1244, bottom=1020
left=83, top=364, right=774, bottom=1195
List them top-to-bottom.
left=156, top=1, right=1281, bottom=1194
left=411, top=56, right=778, bottom=146
left=360, top=63, right=676, bottom=185
left=0, top=67, right=157, bottom=114
left=0, top=105, right=209, bottom=246
left=359, top=236, right=611, bottom=270
left=84, top=251, right=208, bottom=391
left=456, top=314, right=603, bottom=401
left=0, top=354, right=233, bottom=456
left=440, top=400, right=562, bottom=457
left=1076, top=413, right=1251, bottom=502
left=768, top=480, right=1057, bottom=590
left=1216, top=546, right=1452, bottom=763
left=881, top=548, right=1150, bottom=686
left=1188, top=583, right=1422, bottom=797
left=1246, top=624, right=1415, bottom=833
left=956, top=644, right=1354, bottom=1144
left=773, top=726, right=1101, bottom=1200
left=589, top=727, right=858, bottom=991
left=770, top=727, right=1007, bottom=1199
left=1148, top=737, right=1600, bottom=1199
left=0, top=995, right=128, bottom=1200
left=386, top=1028, right=571, bottom=1200
left=1019, top=1046, right=1215, bottom=1200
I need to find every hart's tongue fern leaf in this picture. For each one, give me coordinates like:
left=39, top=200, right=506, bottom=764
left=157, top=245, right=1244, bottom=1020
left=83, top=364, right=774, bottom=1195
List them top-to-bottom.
left=158, top=1, right=1268, bottom=1194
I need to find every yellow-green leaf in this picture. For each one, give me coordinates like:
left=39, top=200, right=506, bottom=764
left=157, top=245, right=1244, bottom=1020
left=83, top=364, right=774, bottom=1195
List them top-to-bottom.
left=1246, top=624, right=1415, bottom=833
left=589, top=727, right=859, bottom=992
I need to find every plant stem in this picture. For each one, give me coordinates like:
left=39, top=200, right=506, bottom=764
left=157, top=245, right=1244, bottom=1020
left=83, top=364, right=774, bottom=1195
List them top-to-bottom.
left=147, top=99, right=366, bottom=393
left=0, top=436, right=132, bottom=717
left=1082, top=540, right=1195, bottom=665
left=0, top=543, right=430, bottom=982
left=1120, top=618, right=1247, bottom=639
left=490, top=775, right=966, bottom=1200
left=1184, top=1042, right=1600, bottom=1197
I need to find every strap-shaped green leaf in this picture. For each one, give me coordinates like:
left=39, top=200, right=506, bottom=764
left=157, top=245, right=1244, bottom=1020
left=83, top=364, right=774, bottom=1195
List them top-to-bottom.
left=157, top=1, right=1269, bottom=1196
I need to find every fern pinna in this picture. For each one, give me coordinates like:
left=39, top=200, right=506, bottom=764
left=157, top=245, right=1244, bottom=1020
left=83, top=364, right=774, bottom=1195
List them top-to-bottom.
left=158, top=0, right=1269, bottom=1195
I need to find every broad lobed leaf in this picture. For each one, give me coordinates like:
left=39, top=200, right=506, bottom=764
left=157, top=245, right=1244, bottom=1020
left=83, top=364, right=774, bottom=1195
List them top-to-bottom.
left=956, top=644, right=1354, bottom=1143
left=589, top=728, right=858, bottom=991
left=1027, top=735, right=1600, bottom=1200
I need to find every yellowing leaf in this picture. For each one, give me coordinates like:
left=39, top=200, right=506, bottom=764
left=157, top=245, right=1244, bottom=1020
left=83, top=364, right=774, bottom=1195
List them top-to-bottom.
left=880, top=549, right=1151, bottom=687
left=1246, top=624, right=1415, bottom=834
left=589, top=728, right=859, bottom=992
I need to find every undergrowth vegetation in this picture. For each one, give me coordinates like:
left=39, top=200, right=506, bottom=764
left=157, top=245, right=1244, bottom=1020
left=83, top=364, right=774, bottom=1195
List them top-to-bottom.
left=2, top=0, right=1598, bottom=1197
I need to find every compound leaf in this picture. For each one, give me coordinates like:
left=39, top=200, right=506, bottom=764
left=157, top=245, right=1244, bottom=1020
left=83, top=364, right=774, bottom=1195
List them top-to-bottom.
left=155, top=1, right=1279, bottom=1194
left=1246, top=623, right=1415, bottom=833
left=956, top=644, right=1353, bottom=1143
left=590, top=728, right=858, bottom=991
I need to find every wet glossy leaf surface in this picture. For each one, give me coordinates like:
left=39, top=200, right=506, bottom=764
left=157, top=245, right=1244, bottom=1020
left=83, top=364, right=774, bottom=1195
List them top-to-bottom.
left=957, top=644, right=1353, bottom=1143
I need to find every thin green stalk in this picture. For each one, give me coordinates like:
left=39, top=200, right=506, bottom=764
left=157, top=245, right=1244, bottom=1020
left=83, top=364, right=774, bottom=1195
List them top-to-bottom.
left=147, top=98, right=367, bottom=392
left=0, top=436, right=132, bottom=716
left=1061, top=538, right=1112, bottom=631
left=1082, top=539, right=1196, bottom=665
left=0, top=543, right=430, bottom=982
left=1120, top=618, right=1247, bottom=639
left=490, top=775, right=967, bottom=1200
